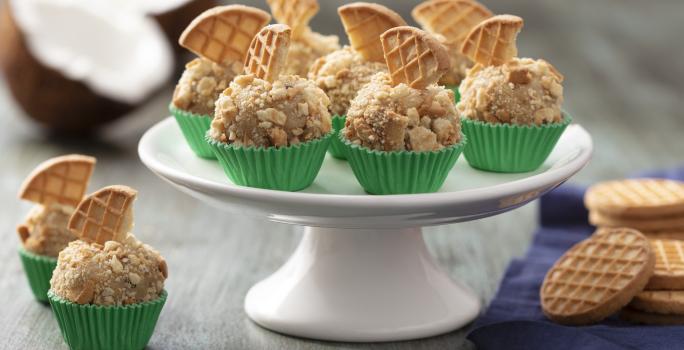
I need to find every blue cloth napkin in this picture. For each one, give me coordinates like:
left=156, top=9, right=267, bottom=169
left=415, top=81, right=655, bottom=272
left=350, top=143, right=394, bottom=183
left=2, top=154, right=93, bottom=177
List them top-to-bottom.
left=467, top=168, right=684, bottom=350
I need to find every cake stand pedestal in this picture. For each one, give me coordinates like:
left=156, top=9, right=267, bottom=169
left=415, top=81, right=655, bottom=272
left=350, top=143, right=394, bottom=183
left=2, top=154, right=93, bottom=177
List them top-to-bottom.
left=139, top=117, right=592, bottom=342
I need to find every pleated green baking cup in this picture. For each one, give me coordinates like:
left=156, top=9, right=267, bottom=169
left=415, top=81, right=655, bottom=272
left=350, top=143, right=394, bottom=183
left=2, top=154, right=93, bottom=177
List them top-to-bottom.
left=446, top=84, right=461, bottom=103
left=170, top=105, right=216, bottom=159
left=461, top=113, right=572, bottom=173
left=328, top=115, right=347, bottom=160
left=206, top=132, right=333, bottom=191
left=341, top=133, right=467, bottom=195
left=18, top=247, right=57, bottom=303
left=48, top=290, right=167, bottom=350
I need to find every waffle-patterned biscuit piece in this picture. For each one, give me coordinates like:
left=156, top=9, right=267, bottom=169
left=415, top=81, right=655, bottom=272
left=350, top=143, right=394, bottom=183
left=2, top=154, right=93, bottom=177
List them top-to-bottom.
left=266, top=0, right=319, bottom=39
left=412, top=0, right=492, bottom=45
left=338, top=3, right=406, bottom=63
left=179, top=5, right=271, bottom=64
left=461, top=15, right=523, bottom=66
left=244, top=24, right=291, bottom=82
left=380, top=26, right=450, bottom=89
left=18, top=154, right=96, bottom=207
left=585, top=179, right=684, bottom=218
left=68, top=186, right=137, bottom=245
left=589, top=210, right=684, bottom=231
left=540, top=228, right=655, bottom=325
left=645, top=239, right=684, bottom=290
left=630, top=290, right=684, bottom=315
left=621, top=307, right=684, bottom=325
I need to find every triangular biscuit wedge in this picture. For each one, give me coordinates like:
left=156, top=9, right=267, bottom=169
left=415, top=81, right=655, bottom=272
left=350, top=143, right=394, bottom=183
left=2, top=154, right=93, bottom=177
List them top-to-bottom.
left=266, top=0, right=319, bottom=39
left=412, top=0, right=492, bottom=45
left=338, top=2, right=406, bottom=63
left=179, top=5, right=271, bottom=64
left=461, top=14, right=523, bottom=66
left=244, top=24, right=292, bottom=82
left=381, top=26, right=450, bottom=89
left=18, top=154, right=96, bottom=207
left=68, top=185, right=137, bottom=245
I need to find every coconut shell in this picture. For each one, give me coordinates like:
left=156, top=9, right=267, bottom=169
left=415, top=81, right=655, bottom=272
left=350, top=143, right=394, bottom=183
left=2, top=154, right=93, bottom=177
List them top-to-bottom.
left=153, top=0, right=218, bottom=53
left=0, top=2, right=133, bottom=134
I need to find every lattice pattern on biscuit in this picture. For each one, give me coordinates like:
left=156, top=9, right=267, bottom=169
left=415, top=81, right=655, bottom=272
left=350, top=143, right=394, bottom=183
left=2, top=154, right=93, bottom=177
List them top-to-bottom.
left=267, top=0, right=319, bottom=39
left=412, top=0, right=492, bottom=45
left=338, top=3, right=406, bottom=63
left=179, top=5, right=271, bottom=64
left=461, top=14, right=523, bottom=66
left=244, top=24, right=291, bottom=82
left=381, top=26, right=449, bottom=89
left=18, top=155, right=96, bottom=207
left=585, top=179, right=684, bottom=214
left=68, top=186, right=137, bottom=245
left=541, top=229, right=652, bottom=318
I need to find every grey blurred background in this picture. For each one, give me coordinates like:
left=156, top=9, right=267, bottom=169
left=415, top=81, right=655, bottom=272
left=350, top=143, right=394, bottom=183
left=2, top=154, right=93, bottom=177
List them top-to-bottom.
left=0, top=1, right=682, bottom=349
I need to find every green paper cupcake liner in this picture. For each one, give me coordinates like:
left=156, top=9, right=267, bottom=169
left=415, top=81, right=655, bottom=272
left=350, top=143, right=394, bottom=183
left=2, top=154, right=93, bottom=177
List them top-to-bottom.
left=446, top=84, right=461, bottom=104
left=170, top=104, right=216, bottom=159
left=461, top=113, right=572, bottom=173
left=328, top=115, right=347, bottom=160
left=206, top=132, right=333, bottom=191
left=341, top=134, right=467, bottom=195
left=18, top=247, right=57, bottom=303
left=48, top=290, right=167, bottom=350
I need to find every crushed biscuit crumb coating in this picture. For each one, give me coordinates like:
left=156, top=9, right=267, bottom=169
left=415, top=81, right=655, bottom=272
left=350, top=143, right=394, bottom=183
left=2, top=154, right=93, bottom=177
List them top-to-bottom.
left=284, top=27, right=340, bottom=77
left=440, top=42, right=472, bottom=86
left=309, top=47, right=388, bottom=116
left=457, top=57, right=564, bottom=125
left=172, top=58, right=242, bottom=116
left=344, top=72, right=461, bottom=152
left=210, top=74, right=332, bottom=148
left=21, top=203, right=77, bottom=258
left=50, top=233, right=167, bottom=306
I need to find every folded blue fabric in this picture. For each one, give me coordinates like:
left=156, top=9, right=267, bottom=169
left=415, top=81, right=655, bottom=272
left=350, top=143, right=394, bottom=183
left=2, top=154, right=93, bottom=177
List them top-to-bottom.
left=468, top=168, right=684, bottom=350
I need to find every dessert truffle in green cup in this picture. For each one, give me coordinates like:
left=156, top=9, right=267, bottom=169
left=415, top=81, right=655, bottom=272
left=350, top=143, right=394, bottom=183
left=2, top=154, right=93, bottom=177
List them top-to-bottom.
left=308, top=46, right=392, bottom=161
left=457, top=57, right=568, bottom=173
left=171, top=58, right=243, bottom=159
left=342, top=72, right=465, bottom=195
left=207, top=73, right=333, bottom=191
left=328, top=115, right=348, bottom=159
left=48, top=185, right=169, bottom=350
left=16, top=202, right=77, bottom=302
left=18, top=247, right=57, bottom=303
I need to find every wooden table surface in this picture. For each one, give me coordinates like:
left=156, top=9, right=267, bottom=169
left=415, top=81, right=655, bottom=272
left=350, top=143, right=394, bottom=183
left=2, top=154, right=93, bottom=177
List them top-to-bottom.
left=1, top=1, right=682, bottom=349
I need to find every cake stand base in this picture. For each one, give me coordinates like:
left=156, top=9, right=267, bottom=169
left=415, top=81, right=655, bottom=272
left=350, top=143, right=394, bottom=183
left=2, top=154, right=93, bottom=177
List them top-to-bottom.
left=244, top=226, right=481, bottom=342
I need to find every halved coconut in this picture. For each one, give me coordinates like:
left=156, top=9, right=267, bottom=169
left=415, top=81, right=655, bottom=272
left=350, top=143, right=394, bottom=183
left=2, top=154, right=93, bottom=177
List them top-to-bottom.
left=0, top=0, right=174, bottom=132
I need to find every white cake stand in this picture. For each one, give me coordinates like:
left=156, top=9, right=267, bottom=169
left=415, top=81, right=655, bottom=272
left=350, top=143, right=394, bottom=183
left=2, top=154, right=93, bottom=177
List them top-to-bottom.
left=138, top=117, right=592, bottom=342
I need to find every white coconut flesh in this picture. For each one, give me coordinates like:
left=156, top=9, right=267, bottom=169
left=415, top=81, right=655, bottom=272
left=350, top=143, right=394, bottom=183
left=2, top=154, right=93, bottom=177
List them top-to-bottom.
left=9, top=0, right=173, bottom=104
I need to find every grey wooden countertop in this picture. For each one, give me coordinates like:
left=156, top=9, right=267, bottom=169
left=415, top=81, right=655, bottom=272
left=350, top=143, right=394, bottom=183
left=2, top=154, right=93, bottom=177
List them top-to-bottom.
left=1, top=0, right=682, bottom=349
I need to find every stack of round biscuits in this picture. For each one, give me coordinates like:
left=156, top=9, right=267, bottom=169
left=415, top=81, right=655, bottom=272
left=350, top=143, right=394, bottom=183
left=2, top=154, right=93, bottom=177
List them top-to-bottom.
left=540, top=179, right=684, bottom=325
left=585, top=179, right=684, bottom=240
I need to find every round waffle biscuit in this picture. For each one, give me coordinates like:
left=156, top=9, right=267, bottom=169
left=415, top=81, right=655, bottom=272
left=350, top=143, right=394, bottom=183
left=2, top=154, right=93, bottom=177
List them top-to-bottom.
left=585, top=179, right=684, bottom=218
left=589, top=210, right=684, bottom=231
left=541, top=228, right=655, bottom=325
left=645, top=239, right=684, bottom=290
left=630, top=290, right=684, bottom=315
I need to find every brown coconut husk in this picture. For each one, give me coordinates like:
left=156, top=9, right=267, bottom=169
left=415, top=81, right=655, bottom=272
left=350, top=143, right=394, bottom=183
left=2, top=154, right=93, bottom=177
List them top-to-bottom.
left=0, top=2, right=133, bottom=134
